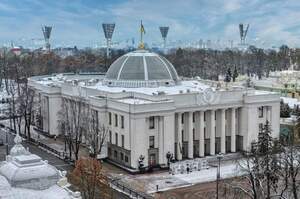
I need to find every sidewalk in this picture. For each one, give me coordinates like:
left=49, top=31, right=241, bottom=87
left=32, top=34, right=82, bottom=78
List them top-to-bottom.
left=0, top=119, right=89, bottom=159
left=29, top=126, right=90, bottom=158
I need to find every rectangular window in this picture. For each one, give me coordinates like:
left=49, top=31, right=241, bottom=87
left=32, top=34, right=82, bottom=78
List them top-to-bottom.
left=258, top=107, right=264, bottom=118
left=91, top=109, right=99, bottom=129
left=109, top=112, right=112, bottom=125
left=193, top=112, right=195, bottom=122
left=181, top=113, right=184, bottom=124
left=115, top=114, right=118, bottom=127
left=121, top=115, right=124, bottom=129
left=149, top=116, right=155, bottom=129
left=204, top=127, right=206, bottom=138
left=193, top=128, right=195, bottom=140
left=181, top=130, right=184, bottom=142
left=109, top=131, right=112, bottom=143
left=115, top=133, right=118, bottom=146
left=121, top=135, right=124, bottom=148
left=149, top=136, right=155, bottom=148
left=108, top=147, right=111, bottom=156
left=114, top=150, right=118, bottom=158
left=121, top=153, right=124, bottom=161
left=125, top=156, right=129, bottom=163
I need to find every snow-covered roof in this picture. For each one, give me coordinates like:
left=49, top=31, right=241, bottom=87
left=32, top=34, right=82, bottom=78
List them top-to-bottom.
left=89, top=80, right=211, bottom=95
left=281, top=97, right=300, bottom=108
left=0, top=134, right=59, bottom=190
left=0, top=134, right=80, bottom=198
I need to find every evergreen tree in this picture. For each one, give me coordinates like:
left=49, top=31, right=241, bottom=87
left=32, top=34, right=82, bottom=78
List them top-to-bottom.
left=232, top=66, right=238, bottom=82
left=224, top=68, right=232, bottom=82
left=280, top=100, right=291, bottom=118
left=255, top=121, right=281, bottom=199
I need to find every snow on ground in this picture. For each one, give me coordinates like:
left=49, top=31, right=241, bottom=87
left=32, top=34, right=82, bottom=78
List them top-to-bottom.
left=117, top=160, right=244, bottom=194
left=173, top=161, right=240, bottom=185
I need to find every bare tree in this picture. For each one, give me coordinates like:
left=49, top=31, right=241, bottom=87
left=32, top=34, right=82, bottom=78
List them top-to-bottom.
left=18, top=82, right=35, bottom=140
left=58, top=96, right=90, bottom=160
left=279, top=119, right=300, bottom=199
left=87, top=124, right=109, bottom=158
left=231, top=151, right=264, bottom=199
left=70, top=157, right=112, bottom=199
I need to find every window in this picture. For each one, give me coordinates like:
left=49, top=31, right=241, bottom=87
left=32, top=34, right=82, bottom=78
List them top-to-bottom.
left=258, top=107, right=264, bottom=118
left=91, top=109, right=99, bottom=129
left=108, top=112, right=112, bottom=125
left=193, top=112, right=195, bottom=122
left=181, top=113, right=184, bottom=124
left=115, top=114, right=118, bottom=127
left=121, top=115, right=124, bottom=129
left=149, top=116, right=155, bottom=129
left=204, top=127, right=206, bottom=138
left=193, top=128, right=195, bottom=140
left=181, top=130, right=184, bottom=142
left=109, top=131, right=112, bottom=143
left=115, top=133, right=118, bottom=145
left=121, top=135, right=124, bottom=148
left=149, top=136, right=155, bottom=148
left=108, top=147, right=111, bottom=156
left=114, top=150, right=118, bottom=158
left=121, top=153, right=124, bottom=161
left=125, top=156, right=129, bottom=163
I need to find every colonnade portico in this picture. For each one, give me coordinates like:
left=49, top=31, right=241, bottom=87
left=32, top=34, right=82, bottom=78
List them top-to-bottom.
left=176, top=108, right=237, bottom=160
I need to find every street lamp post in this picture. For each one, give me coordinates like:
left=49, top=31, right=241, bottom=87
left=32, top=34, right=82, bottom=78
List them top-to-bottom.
left=5, top=129, right=9, bottom=155
left=216, top=153, right=224, bottom=199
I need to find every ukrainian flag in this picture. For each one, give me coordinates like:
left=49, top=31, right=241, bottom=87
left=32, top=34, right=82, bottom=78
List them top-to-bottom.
left=140, top=21, right=146, bottom=34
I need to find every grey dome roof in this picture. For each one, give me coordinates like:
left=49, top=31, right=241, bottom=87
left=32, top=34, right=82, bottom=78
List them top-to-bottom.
left=104, top=50, right=179, bottom=87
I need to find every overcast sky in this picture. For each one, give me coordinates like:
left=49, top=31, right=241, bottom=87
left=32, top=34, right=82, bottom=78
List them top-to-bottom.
left=0, top=0, right=300, bottom=48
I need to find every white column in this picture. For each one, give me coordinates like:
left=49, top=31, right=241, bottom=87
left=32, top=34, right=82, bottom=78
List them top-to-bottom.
left=267, top=106, right=271, bottom=122
left=231, top=108, right=236, bottom=152
left=221, top=109, right=226, bottom=154
left=210, top=110, right=215, bottom=155
left=188, top=111, right=193, bottom=159
left=199, top=111, right=205, bottom=157
left=177, top=113, right=182, bottom=160
left=158, top=116, right=164, bottom=164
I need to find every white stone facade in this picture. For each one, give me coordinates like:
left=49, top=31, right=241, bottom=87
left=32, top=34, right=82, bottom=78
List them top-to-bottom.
left=28, top=51, right=280, bottom=170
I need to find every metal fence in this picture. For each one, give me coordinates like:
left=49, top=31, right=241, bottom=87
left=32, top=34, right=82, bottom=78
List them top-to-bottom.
left=110, top=179, right=153, bottom=199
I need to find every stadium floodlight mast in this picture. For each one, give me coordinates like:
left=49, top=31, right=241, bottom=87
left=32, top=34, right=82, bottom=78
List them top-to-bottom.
left=102, top=23, right=115, bottom=58
left=239, top=23, right=249, bottom=45
left=42, top=25, right=52, bottom=52
left=159, top=26, right=169, bottom=49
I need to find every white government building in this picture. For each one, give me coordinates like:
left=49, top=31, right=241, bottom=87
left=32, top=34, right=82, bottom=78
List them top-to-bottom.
left=28, top=50, right=280, bottom=170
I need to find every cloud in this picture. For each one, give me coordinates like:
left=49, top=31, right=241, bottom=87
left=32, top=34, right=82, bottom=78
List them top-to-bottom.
left=0, top=0, right=300, bottom=48
left=223, top=0, right=241, bottom=13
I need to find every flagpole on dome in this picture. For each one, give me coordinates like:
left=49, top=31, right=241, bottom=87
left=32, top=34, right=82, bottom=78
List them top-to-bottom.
left=139, top=20, right=145, bottom=49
